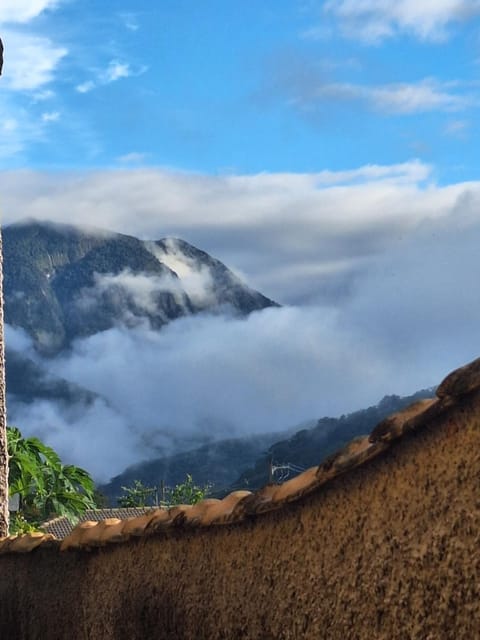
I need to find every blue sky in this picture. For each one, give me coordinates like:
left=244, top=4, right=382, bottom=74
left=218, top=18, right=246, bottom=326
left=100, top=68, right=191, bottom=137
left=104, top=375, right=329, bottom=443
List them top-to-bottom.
left=2, top=1, right=480, bottom=178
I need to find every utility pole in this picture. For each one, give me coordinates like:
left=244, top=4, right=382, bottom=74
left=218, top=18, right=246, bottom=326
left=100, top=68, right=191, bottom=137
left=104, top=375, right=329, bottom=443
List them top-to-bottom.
left=0, top=37, right=9, bottom=537
left=268, top=456, right=273, bottom=484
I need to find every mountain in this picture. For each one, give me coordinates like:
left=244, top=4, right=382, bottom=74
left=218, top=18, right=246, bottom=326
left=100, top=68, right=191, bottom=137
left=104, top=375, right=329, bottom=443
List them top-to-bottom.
left=3, top=219, right=435, bottom=496
left=3, top=220, right=278, bottom=355
left=6, top=349, right=96, bottom=407
left=232, top=387, right=435, bottom=489
left=99, top=388, right=435, bottom=504
left=99, top=431, right=291, bottom=505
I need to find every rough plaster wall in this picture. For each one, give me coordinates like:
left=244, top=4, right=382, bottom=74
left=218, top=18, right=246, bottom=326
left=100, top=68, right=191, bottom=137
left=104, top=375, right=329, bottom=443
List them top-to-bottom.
left=1, top=392, right=480, bottom=639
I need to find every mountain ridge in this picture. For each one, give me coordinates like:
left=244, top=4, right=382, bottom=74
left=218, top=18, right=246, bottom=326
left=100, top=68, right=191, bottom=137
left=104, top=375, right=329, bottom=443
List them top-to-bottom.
left=3, top=220, right=278, bottom=355
left=100, top=387, right=435, bottom=502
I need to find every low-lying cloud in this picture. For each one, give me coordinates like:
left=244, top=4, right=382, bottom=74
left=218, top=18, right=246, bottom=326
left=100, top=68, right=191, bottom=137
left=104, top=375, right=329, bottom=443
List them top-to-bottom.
left=4, top=161, right=480, bottom=483
left=7, top=194, right=480, bottom=483
left=76, top=269, right=186, bottom=318
left=8, top=307, right=394, bottom=483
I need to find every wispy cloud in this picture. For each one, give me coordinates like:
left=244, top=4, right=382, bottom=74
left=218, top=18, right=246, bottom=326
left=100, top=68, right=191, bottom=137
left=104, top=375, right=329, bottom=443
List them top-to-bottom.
left=0, top=0, right=62, bottom=25
left=324, top=0, right=480, bottom=43
left=119, top=12, right=140, bottom=32
left=0, top=26, right=65, bottom=159
left=1, top=30, right=67, bottom=91
left=262, top=51, right=474, bottom=118
left=75, top=60, right=146, bottom=93
left=104, top=61, right=130, bottom=82
left=291, top=77, right=472, bottom=115
left=366, top=79, right=471, bottom=113
left=75, top=80, right=95, bottom=94
left=32, top=89, right=55, bottom=101
left=0, top=100, right=45, bottom=159
left=41, top=110, right=60, bottom=122
left=444, top=118, right=470, bottom=138
left=117, top=152, right=150, bottom=165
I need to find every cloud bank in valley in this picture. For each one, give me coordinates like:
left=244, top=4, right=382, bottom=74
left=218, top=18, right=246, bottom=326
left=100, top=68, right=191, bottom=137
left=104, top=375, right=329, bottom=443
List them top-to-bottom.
left=4, top=162, right=480, bottom=482
left=7, top=306, right=394, bottom=483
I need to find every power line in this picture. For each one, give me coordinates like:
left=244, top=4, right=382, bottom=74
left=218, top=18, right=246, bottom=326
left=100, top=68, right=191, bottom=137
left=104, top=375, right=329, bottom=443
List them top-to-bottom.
left=270, top=461, right=306, bottom=483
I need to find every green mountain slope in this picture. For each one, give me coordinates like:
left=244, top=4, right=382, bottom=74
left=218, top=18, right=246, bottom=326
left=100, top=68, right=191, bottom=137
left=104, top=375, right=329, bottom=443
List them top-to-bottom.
left=100, top=389, right=435, bottom=504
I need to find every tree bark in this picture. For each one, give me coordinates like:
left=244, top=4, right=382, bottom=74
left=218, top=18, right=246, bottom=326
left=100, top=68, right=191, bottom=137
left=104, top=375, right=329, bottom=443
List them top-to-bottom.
left=0, top=228, right=9, bottom=537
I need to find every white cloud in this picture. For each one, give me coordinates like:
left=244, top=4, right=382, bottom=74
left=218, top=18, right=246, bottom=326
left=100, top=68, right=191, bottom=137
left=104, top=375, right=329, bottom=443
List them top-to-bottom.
left=0, top=0, right=61, bottom=25
left=324, top=0, right=480, bottom=42
left=119, top=12, right=140, bottom=32
left=0, top=30, right=67, bottom=90
left=0, top=31, right=64, bottom=155
left=266, top=54, right=473, bottom=116
left=76, top=60, right=145, bottom=93
left=104, top=61, right=130, bottom=83
left=295, top=78, right=472, bottom=115
left=368, top=79, right=470, bottom=113
left=75, top=80, right=95, bottom=94
left=33, top=89, right=55, bottom=101
left=0, top=99, right=46, bottom=159
left=41, top=110, right=60, bottom=122
left=2, top=118, right=18, bottom=133
left=444, top=118, right=470, bottom=138
left=117, top=152, right=149, bottom=165
left=310, top=159, right=431, bottom=184
left=1, top=161, right=478, bottom=305
left=147, top=239, right=219, bottom=307
left=76, top=256, right=220, bottom=320
left=76, top=269, right=185, bottom=318
left=40, top=308, right=398, bottom=480
left=5, top=324, right=34, bottom=353
left=9, top=396, right=139, bottom=483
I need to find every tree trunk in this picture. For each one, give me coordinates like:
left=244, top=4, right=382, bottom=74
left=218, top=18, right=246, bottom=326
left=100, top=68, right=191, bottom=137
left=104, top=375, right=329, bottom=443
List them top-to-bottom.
left=0, top=228, right=9, bottom=537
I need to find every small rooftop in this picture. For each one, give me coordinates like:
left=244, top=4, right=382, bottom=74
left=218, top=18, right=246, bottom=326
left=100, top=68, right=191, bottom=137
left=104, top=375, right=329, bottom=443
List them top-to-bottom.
left=42, top=507, right=155, bottom=539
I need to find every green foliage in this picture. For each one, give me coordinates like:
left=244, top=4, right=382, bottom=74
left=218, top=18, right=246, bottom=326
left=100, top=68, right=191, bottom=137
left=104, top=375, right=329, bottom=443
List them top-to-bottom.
left=7, top=426, right=97, bottom=531
left=117, top=474, right=210, bottom=508
left=166, top=474, right=210, bottom=506
left=117, top=480, right=156, bottom=507
left=92, top=488, right=109, bottom=509
left=9, top=513, right=40, bottom=535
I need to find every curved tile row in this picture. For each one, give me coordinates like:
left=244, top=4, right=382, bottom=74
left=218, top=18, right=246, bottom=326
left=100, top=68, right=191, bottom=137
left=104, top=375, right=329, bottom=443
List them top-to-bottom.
left=2, top=355, right=480, bottom=555
left=0, top=532, right=59, bottom=554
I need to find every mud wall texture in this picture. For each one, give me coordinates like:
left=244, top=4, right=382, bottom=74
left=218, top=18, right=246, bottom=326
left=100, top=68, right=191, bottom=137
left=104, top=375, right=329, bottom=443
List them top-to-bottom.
left=2, top=390, right=480, bottom=639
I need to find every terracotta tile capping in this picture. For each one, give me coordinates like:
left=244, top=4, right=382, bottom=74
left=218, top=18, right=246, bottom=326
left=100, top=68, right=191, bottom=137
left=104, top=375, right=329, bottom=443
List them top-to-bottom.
left=0, top=533, right=59, bottom=554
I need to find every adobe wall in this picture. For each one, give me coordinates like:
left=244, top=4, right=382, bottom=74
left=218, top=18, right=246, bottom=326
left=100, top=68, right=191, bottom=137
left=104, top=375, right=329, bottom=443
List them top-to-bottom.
left=1, top=388, right=480, bottom=639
